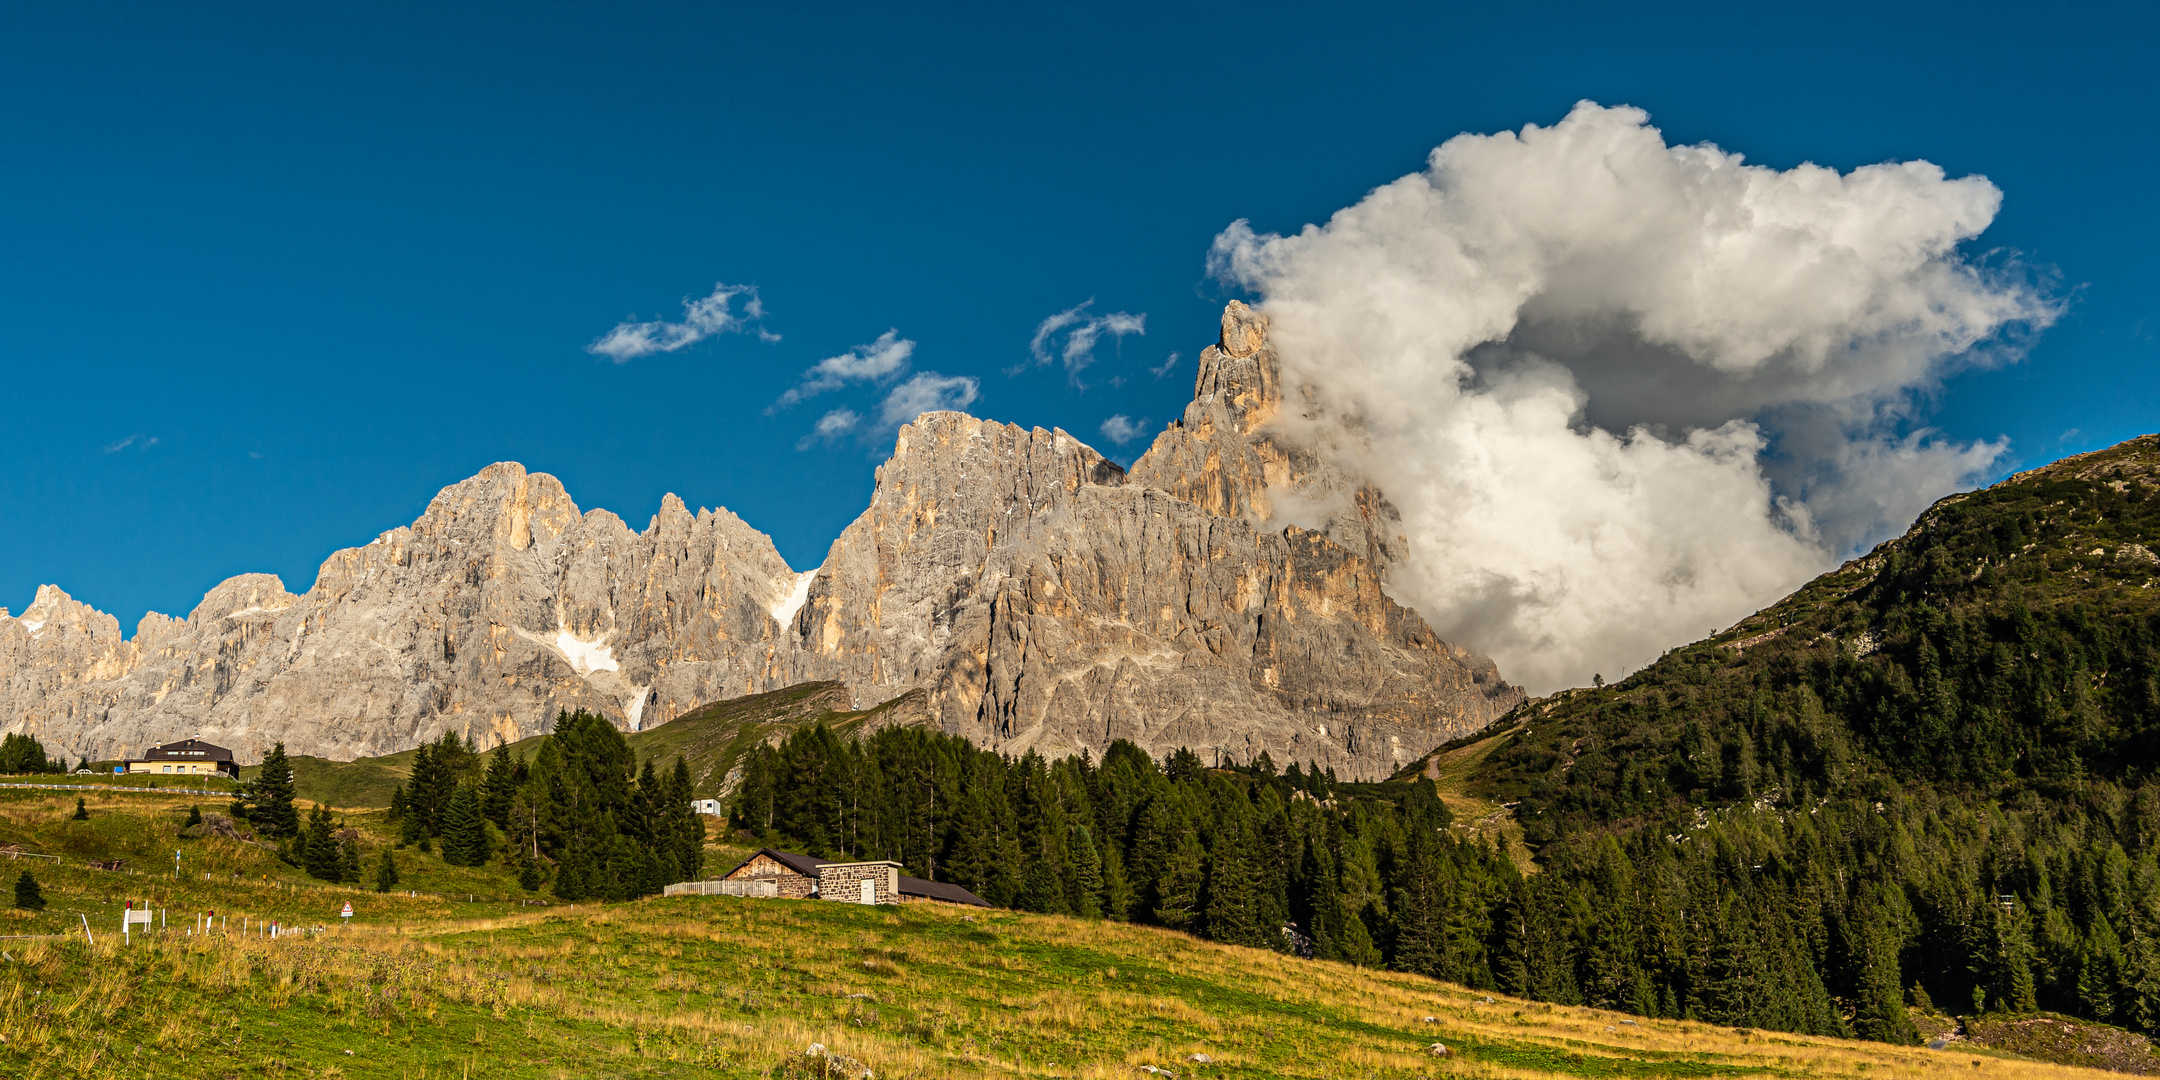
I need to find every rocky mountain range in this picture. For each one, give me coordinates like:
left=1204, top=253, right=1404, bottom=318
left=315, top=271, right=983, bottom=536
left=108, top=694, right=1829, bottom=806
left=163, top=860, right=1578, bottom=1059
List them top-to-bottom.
left=0, top=303, right=1521, bottom=779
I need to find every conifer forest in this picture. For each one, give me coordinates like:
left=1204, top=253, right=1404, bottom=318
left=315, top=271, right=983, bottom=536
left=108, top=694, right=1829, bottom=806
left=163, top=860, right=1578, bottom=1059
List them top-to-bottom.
left=731, top=450, right=2160, bottom=1047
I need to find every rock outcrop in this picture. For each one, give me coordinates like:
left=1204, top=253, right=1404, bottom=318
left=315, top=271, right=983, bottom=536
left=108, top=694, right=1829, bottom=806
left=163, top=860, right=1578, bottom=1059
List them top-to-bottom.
left=794, top=301, right=1521, bottom=773
left=2, top=302, right=1520, bottom=777
left=2, top=470, right=808, bottom=762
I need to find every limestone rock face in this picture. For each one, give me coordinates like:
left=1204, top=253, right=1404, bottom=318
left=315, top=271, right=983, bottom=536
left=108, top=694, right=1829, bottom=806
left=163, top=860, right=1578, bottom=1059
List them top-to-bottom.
left=795, top=298, right=1521, bottom=776
left=2, top=302, right=1519, bottom=778
left=1, top=465, right=809, bottom=763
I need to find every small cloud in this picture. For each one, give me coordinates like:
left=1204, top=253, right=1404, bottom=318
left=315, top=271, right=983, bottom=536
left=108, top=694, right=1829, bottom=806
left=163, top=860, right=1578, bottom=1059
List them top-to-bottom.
left=587, top=282, right=776, bottom=363
left=1020, top=300, right=1145, bottom=385
left=770, top=330, right=915, bottom=412
left=1151, top=351, right=1181, bottom=378
left=879, top=372, right=979, bottom=429
left=796, top=408, right=863, bottom=451
left=1098, top=415, right=1151, bottom=446
left=2060, top=428, right=2082, bottom=443
left=104, top=434, right=157, bottom=453
left=248, top=451, right=264, bottom=459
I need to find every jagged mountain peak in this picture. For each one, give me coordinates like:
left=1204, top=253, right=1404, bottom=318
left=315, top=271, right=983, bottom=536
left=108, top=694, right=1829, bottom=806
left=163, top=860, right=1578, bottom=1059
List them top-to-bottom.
left=3, top=303, right=1518, bottom=777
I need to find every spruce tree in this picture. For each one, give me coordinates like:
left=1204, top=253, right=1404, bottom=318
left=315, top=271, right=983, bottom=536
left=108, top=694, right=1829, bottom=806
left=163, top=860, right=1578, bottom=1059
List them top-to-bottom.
left=237, top=743, right=299, bottom=839
left=481, top=743, right=517, bottom=828
left=669, top=756, right=704, bottom=881
left=441, top=784, right=491, bottom=867
left=71, top=797, right=88, bottom=821
left=300, top=804, right=341, bottom=881
left=185, top=805, right=203, bottom=827
left=1204, top=812, right=1266, bottom=947
left=1068, top=825, right=1105, bottom=918
left=1153, top=829, right=1205, bottom=930
left=339, top=834, right=362, bottom=884
left=1100, top=835, right=1134, bottom=921
left=374, top=848, right=399, bottom=892
left=517, top=850, right=546, bottom=891
left=12, top=870, right=44, bottom=911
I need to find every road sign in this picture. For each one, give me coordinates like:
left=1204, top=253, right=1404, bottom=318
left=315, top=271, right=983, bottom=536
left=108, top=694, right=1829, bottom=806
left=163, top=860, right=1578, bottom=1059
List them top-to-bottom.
left=340, top=902, right=353, bottom=920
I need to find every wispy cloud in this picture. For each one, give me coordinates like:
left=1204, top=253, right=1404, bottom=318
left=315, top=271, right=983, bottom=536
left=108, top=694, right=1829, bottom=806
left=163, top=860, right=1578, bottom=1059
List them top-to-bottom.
left=587, top=282, right=777, bottom=363
left=1018, top=300, right=1145, bottom=384
left=770, top=330, right=915, bottom=411
left=1150, top=351, right=1182, bottom=378
left=794, top=372, right=981, bottom=451
left=879, top=372, right=979, bottom=429
left=796, top=408, right=863, bottom=451
left=1098, top=415, right=1151, bottom=446
left=104, top=434, right=158, bottom=453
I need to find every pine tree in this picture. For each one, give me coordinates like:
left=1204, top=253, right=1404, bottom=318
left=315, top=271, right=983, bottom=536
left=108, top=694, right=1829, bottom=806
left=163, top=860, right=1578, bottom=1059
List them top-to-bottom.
left=236, top=743, right=299, bottom=839
left=481, top=743, right=517, bottom=828
left=668, top=756, right=704, bottom=881
left=441, top=783, right=491, bottom=867
left=71, top=797, right=88, bottom=821
left=300, top=803, right=341, bottom=881
left=185, top=805, right=203, bottom=827
left=1204, top=811, right=1267, bottom=947
left=1068, top=825, right=1105, bottom=918
left=1154, top=828, right=1206, bottom=930
left=339, top=834, right=362, bottom=884
left=1101, top=835, right=1134, bottom=921
left=374, top=847, right=400, bottom=892
left=517, top=850, right=547, bottom=891
left=12, top=870, right=44, bottom=911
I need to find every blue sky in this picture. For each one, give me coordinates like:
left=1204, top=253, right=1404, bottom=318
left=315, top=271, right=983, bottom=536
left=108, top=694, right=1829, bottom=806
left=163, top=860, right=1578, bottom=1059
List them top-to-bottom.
left=3, top=1, right=2154, bottom=629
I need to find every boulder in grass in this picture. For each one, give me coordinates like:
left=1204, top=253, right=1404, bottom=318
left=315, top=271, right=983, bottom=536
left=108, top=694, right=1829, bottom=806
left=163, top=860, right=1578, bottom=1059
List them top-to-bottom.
left=1428, top=1043, right=1452, bottom=1057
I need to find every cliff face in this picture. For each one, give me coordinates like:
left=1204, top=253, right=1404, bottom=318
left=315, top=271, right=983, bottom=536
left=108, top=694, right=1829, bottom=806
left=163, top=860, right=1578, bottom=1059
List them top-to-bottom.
left=796, top=301, right=1520, bottom=774
left=1, top=303, right=1519, bottom=777
left=0, top=467, right=808, bottom=762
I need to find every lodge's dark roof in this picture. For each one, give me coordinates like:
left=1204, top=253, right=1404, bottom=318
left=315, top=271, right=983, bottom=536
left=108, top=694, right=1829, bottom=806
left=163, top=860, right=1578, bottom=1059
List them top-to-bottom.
left=135, top=739, right=233, bottom=762
left=724, top=848, right=830, bottom=878
left=720, top=849, right=990, bottom=906
left=899, top=875, right=989, bottom=907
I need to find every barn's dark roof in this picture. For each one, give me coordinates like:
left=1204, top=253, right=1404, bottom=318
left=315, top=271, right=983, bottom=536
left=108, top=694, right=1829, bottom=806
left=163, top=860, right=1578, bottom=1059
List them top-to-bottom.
left=137, top=739, right=233, bottom=762
left=722, top=848, right=830, bottom=879
left=718, top=849, right=989, bottom=906
left=899, top=875, right=989, bottom=907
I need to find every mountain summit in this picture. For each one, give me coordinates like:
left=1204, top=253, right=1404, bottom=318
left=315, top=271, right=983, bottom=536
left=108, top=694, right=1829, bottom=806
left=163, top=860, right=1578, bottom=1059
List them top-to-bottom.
left=0, top=303, right=1520, bottom=777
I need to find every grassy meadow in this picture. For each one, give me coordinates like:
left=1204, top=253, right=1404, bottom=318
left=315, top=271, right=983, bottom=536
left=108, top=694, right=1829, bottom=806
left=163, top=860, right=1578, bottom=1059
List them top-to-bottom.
left=0, top=783, right=2132, bottom=1080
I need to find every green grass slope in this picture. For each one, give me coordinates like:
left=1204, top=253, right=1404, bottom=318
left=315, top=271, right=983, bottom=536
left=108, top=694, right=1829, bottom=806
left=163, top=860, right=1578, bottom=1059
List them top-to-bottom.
left=239, top=680, right=919, bottom=808
left=0, top=795, right=2109, bottom=1080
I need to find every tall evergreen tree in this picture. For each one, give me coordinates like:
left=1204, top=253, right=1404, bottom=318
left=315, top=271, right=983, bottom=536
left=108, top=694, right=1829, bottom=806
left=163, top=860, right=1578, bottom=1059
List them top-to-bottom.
left=235, top=742, right=299, bottom=839
left=481, top=742, right=518, bottom=829
left=441, top=783, right=491, bottom=867
left=298, top=803, right=341, bottom=881
left=1205, top=808, right=1267, bottom=947
left=1068, top=825, right=1106, bottom=918
left=375, top=847, right=400, bottom=892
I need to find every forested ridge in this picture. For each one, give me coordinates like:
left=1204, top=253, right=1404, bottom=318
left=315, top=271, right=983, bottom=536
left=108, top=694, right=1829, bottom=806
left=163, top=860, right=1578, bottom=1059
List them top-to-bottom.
left=1450, top=434, right=2160, bottom=1040
left=729, top=435, right=2160, bottom=1047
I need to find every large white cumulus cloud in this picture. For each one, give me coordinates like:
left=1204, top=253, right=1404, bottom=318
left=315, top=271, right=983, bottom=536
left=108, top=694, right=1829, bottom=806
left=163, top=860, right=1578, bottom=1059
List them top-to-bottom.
left=1211, top=102, right=2057, bottom=693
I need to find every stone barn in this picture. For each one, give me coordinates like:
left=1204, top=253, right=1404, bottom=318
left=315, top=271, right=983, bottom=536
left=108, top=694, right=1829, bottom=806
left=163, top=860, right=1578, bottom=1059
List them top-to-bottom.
left=671, top=848, right=988, bottom=906
left=702, top=848, right=827, bottom=898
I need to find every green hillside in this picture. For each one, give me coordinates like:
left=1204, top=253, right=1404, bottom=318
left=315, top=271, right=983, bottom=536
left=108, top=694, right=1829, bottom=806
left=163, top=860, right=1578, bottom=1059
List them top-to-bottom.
left=1392, top=434, right=2160, bottom=1041
left=242, top=680, right=917, bottom=808
left=3, top=786, right=2128, bottom=1080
